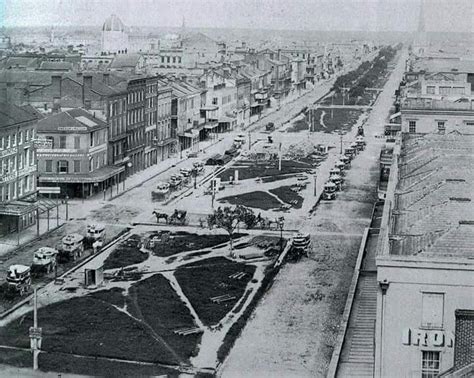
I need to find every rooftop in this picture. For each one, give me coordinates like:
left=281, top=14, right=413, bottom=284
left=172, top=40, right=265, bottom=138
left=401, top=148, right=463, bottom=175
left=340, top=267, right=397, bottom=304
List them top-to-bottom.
left=411, top=58, right=474, bottom=74
left=0, top=102, right=38, bottom=128
left=37, top=108, right=107, bottom=133
left=389, top=133, right=474, bottom=258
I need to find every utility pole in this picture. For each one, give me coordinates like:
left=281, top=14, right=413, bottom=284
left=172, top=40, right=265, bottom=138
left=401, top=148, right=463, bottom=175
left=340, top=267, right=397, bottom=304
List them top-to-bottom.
left=331, top=94, right=334, bottom=119
left=339, top=129, right=343, bottom=154
left=248, top=131, right=251, bottom=150
left=278, top=142, right=282, bottom=171
left=314, top=174, right=317, bottom=196
left=29, top=288, right=42, bottom=371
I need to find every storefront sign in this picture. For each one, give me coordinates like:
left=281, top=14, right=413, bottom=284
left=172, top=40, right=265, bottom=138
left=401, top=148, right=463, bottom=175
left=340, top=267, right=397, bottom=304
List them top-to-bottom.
left=58, top=126, right=87, bottom=131
left=402, top=328, right=454, bottom=348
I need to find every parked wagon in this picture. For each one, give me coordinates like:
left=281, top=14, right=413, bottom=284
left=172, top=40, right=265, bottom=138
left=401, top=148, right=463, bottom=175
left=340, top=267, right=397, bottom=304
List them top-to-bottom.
left=168, top=209, right=188, bottom=225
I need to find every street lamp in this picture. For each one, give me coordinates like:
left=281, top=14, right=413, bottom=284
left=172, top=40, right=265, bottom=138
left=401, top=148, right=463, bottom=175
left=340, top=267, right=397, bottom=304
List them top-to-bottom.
left=191, top=167, right=198, bottom=189
left=277, top=216, right=285, bottom=252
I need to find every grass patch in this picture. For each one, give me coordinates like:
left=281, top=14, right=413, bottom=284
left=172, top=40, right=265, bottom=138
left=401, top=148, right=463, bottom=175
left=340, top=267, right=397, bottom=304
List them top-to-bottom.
left=309, top=108, right=363, bottom=134
left=287, top=119, right=308, bottom=132
left=218, top=160, right=311, bottom=182
left=269, top=185, right=304, bottom=209
left=219, top=191, right=281, bottom=210
left=149, top=232, right=245, bottom=257
left=103, top=234, right=148, bottom=270
left=175, top=257, right=256, bottom=326
left=217, top=262, right=280, bottom=364
left=127, top=274, right=202, bottom=363
left=88, top=287, right=126, bottom=308
left=0, top=295, right=180, bottom=365
left=37, top=352, right=179, bottom=377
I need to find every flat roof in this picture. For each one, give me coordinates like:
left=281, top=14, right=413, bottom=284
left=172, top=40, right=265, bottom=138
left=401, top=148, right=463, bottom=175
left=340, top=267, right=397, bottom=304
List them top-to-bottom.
left=389, top=133, right=474, bottom=258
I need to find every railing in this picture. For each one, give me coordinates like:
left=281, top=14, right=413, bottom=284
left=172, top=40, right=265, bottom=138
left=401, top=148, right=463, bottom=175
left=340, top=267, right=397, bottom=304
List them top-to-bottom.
left=402, top=98, right=473, bottom=111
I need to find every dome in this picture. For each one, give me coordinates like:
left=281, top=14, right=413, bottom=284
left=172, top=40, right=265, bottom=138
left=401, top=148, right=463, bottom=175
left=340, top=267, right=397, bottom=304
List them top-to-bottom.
left=103, top=14, right=126, bottom=32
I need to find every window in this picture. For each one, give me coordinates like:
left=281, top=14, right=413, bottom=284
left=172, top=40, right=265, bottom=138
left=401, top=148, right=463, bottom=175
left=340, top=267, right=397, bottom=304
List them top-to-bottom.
left=426, top=86, right=435, bottom=95
left=439, top=86, right=450, bottom=95
left=212, top=97, right=218, bottom=105
left=409, top=120, right=417, bottom=133
left=437, top=121, right=446, bottom=134
left=18, top=131, right=23, bottom=145
left=46, top=136, right=54, bottom=149
left=59, top=136, right=66, bottom=149
left=74, top=136, right=81, bottom=149
left=89, top=158, right=93, bottom=172
left=57, top=160, right=68, bottom=174
left=73, top=160, right=81, bottom=173
left=422, top=293, right=444, bottom=328
left=421, top=351, right=440, bottom=378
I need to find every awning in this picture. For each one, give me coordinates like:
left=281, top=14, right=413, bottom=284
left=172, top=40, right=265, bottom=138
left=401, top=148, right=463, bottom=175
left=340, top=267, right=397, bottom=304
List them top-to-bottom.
left=201, top=106, right=219, bottom=111
left=390, top=112, right=401, bottom=121
left=219, top=116, right=236, bottom=123
left=204, top=122, right=219, bottom=130
left=39, top=166, right=125, bottom=184
left=0, top=200, right=38, bottom=216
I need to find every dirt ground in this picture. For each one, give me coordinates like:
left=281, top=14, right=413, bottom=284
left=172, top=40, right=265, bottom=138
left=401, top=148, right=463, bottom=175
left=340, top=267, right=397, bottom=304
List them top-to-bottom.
left=221, top=50, right=404, bottom=378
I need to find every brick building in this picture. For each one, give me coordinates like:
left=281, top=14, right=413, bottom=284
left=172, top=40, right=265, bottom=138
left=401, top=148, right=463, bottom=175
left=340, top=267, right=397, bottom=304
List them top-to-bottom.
left=0, top=103, right=38, bottom=236
left=36, top=108, right=123, bottom=198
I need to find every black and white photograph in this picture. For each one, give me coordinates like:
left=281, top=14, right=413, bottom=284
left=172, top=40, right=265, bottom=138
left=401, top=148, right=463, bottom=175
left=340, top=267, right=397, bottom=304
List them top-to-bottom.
left=0, top=0, right=472, bottom=377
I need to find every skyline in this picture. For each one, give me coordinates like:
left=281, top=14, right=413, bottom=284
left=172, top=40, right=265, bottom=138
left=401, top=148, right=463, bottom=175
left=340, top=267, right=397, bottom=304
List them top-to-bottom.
left=1, top=0, right=473, bottom=33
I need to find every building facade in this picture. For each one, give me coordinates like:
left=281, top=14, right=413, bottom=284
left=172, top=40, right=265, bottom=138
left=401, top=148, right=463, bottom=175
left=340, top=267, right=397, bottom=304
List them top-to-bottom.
left=125, top=78, right=146, bottom=175
left=400, top=98, right=474, bottom=134
left=0, top=103, right=38, bottom=236
left=36, top=108, right=123, bottom=198
left=375, top=133, right=474, bottom=377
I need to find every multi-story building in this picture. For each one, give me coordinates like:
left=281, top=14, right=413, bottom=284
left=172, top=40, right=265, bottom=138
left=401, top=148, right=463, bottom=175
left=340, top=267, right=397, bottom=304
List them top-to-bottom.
left=240, top=64, right=272, bottom=117
left=144, top=76, right=173, bottom=164
left=125, top=77, right=146, bottom=175
left=163, top=78, right=204, bottom=151
left=106, top=84, right=128, bottom=169
left=400, top=98, right=474, bottom=134
left=0, top=103, right=38, bottom=236
left=36, top=108, right=123, bottom=198
left=374, top=132, right=474, bottom=377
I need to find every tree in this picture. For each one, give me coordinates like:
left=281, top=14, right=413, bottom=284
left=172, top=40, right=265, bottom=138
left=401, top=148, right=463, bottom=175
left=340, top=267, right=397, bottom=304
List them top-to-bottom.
left=207, top=205, right=255, bottom=257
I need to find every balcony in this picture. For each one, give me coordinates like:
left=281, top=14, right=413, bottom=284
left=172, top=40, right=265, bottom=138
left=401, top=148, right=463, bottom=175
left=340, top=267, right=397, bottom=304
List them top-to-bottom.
left=402, top=98, right=474, bottom=111
left=153, top=137, right=177, bottom=147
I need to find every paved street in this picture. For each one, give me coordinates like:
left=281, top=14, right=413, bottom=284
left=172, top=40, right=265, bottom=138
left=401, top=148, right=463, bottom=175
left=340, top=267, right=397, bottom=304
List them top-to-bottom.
left=220, top=49, right=407, bottom=378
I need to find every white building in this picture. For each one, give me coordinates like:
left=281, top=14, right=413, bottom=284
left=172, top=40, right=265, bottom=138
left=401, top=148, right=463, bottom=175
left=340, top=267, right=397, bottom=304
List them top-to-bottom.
left=101, top=14, right=129, bottom=55
left=375, top=133, right=474, bottom=377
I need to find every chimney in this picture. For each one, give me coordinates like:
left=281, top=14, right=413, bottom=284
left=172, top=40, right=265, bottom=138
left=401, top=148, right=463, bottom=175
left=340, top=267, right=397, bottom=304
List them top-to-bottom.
left=102, top=72, right=110, bottom=85
left=51, top=75, right=61, bottom=98
left=83, top=75, right=93, bottom=108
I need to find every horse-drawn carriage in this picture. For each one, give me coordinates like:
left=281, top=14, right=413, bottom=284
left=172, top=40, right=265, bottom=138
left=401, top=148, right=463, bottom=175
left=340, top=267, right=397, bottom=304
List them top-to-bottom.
left=152, top=209, right=188, bottom=225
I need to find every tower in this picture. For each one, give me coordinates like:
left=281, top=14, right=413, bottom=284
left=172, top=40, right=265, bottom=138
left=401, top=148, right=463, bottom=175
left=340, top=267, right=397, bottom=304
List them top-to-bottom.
left=414, top=0, right=428, bottom=55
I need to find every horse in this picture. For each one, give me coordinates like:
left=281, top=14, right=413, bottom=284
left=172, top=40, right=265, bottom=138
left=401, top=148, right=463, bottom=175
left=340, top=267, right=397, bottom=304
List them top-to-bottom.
left=152, top=211, right=168, bottom=224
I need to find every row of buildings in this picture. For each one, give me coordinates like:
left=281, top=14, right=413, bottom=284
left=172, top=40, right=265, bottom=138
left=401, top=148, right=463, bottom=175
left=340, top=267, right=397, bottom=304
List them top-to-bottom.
left=336, top=44, right=473, bottom=377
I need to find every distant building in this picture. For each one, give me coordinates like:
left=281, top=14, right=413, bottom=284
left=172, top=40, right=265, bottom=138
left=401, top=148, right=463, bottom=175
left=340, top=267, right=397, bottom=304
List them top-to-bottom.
left=101, top=14, right=129, bottom=55
left=0, top=103, right=38, bottom=237
left=36, top=108, right=123, bottom=198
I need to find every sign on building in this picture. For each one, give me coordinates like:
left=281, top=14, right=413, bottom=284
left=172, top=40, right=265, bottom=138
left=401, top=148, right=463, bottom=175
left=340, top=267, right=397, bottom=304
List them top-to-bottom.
left=33, top=138, right=53, bottom=149
left=38, top=186, right=61, bottom=194
left=402, top=328, right=454, bottom=348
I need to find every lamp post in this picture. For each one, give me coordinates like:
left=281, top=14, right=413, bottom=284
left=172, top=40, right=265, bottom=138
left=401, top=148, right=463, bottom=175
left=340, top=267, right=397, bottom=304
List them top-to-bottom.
left=191, top=167, right=198, bottom=189
left=65, top=195, right=69, bottom=221
left=277, top=216, right=285, bottom=252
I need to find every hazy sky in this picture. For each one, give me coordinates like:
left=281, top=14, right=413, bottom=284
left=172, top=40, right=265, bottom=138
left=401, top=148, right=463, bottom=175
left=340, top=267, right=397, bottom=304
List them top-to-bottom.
left=1, top=0, right=473, bottom=32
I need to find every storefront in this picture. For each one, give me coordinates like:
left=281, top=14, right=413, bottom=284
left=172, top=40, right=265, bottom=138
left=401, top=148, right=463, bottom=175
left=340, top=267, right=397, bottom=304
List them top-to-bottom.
left=38, top=165, right=125, bottom=198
